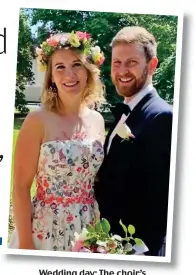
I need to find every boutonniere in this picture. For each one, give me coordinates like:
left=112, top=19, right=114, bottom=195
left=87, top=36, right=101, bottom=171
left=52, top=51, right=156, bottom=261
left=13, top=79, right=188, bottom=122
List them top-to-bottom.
left=116, top=122, right=135, bottom=140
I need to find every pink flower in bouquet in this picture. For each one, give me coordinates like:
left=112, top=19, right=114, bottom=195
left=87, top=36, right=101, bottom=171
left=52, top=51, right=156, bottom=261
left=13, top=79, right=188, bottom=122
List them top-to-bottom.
left=72, top=240, right=84, bottom=252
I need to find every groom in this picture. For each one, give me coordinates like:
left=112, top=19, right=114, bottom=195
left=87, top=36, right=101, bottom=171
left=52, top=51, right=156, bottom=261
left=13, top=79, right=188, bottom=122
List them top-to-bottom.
left=95, top=26, right=173, bottom=256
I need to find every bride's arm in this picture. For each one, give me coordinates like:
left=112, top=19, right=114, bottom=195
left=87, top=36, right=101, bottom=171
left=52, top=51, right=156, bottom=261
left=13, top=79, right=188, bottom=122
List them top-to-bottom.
left=13, top=111, right=43, bottom=249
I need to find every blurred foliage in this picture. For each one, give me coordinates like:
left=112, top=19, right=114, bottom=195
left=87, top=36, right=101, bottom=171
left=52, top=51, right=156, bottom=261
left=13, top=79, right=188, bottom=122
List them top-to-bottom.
left=16, top=9, right=35, bottom=114
left=17, top=9, right=177, bottom=113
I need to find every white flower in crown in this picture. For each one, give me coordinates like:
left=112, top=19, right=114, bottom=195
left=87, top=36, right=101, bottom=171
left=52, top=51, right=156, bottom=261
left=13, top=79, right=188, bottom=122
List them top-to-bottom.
left=57, top=33, right=70, bottom=45
left=60, top=36, right=69, bottom=45
left=91, top=45, right=101, bottom=53
left=91, top=45, right=105, bottom=65
left=116, top=123, right=135, bottom=140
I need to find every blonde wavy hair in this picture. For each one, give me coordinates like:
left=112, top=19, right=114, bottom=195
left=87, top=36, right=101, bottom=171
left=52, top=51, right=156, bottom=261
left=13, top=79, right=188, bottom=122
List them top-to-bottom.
left=41, top=45, right=106, bottom=113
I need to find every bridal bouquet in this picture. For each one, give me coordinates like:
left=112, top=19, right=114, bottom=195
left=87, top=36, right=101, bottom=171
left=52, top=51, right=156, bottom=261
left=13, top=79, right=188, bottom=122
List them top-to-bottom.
left=71, top=218, right=148, bottom=254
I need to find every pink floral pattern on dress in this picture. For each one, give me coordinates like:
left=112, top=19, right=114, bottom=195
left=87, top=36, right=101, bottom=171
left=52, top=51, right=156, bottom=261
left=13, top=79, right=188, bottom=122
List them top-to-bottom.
left=8, top=134, right=104, bottom=251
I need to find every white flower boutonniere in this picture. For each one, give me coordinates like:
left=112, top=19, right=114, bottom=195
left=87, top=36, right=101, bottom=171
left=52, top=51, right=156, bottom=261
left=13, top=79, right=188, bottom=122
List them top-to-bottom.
left=116, top=123, right=135, bottom=140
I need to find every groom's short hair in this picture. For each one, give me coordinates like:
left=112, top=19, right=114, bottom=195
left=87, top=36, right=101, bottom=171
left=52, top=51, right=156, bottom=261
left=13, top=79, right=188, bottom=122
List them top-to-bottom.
left=110, top=26, right=157, bottom=62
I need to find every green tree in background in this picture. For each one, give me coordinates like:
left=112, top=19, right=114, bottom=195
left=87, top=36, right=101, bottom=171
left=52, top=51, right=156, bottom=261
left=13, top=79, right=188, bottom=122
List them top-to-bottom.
left=15, top=9, right=34, bottom=115
left=29, top=9, right=177, bottom=107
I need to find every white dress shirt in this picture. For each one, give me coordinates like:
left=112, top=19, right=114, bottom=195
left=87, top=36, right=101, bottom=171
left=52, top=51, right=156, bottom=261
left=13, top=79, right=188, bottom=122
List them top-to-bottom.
left=107, top=84, right=153, bottom=154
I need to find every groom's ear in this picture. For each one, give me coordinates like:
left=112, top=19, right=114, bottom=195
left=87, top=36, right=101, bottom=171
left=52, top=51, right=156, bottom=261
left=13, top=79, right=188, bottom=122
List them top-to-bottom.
left=148, top=56, right=158, bottom=75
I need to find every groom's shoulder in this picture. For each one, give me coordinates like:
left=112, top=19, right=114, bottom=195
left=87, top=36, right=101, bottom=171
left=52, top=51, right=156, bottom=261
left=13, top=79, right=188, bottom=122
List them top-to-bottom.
left=146, top=92, right=173, bottom=118
left=143, top=96, right=173, bottom=135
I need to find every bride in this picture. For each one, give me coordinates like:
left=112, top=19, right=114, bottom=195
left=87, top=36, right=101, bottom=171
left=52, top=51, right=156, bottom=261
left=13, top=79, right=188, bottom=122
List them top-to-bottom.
left=9, top=31, right=106, bottom=251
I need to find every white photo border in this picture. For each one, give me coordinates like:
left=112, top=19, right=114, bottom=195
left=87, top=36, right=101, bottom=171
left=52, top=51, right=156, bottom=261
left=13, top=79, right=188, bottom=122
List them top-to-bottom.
left=1, top=5, right=184, bottom=263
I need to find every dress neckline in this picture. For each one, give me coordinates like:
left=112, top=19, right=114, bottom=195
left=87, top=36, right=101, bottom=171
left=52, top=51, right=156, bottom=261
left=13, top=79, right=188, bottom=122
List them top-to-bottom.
left=40, top=138, right=104, bottom=148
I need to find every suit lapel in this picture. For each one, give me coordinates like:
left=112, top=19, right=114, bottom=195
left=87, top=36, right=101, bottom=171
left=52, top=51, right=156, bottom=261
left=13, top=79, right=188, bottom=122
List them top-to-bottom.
left=104, top=88, right=159, bottom=155
left=125, top=88, right=159, bottom=136
left=104, top=122, right=116, bottom=154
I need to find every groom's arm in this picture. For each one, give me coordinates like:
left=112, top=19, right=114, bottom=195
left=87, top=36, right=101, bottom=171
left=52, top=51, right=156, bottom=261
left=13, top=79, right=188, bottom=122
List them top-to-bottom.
left=138, top=110, right=173, bottom=255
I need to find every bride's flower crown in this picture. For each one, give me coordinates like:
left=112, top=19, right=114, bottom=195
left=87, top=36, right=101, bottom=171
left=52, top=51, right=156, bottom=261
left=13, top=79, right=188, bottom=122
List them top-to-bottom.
left=35, top=31, right=105, bottom=72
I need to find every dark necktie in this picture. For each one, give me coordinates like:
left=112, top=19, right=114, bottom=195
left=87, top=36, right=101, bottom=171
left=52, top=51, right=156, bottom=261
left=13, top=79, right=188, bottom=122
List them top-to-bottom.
left=110, top=102, right=131, bottom=121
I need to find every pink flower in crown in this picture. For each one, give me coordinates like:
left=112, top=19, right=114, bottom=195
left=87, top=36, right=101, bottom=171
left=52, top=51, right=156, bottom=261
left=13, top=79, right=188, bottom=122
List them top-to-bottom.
left=76, top=31, right=91, bottom=40
left=46, top=37, right=59, bottom=47
left=97, top=53, right=105, bottom=65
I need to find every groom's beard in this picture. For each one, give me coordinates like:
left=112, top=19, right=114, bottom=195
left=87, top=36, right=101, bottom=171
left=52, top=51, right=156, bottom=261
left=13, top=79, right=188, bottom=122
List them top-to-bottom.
left=113, top=66, right=149, bottom=98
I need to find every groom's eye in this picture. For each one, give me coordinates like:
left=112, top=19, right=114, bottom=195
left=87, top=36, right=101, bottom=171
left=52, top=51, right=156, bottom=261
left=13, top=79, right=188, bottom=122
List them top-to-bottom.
left=127, top=60, right=137, bottom=66
left=113, top=61, right=121, bottom=66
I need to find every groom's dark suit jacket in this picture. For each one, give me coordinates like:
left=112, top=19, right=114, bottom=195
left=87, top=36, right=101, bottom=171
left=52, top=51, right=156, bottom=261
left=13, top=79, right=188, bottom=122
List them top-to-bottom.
left=95, top=88, right=173, bottom=256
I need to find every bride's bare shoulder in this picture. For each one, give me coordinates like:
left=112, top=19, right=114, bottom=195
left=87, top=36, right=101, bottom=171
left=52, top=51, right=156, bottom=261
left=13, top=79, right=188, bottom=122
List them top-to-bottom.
left=21, top=106, right=50, bottom=128
left=89, top=109, right=105, bottom=125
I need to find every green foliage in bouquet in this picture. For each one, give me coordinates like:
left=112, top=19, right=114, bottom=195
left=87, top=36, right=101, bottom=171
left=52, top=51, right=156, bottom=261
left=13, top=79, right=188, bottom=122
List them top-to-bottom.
left=71, top=218, right=146, bottom=254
